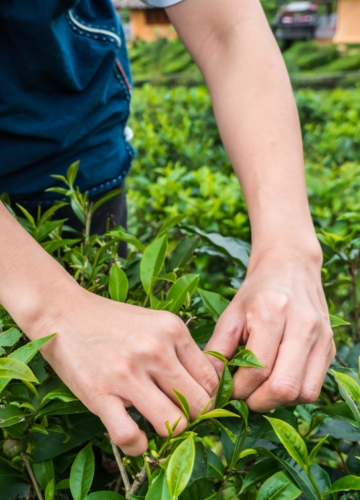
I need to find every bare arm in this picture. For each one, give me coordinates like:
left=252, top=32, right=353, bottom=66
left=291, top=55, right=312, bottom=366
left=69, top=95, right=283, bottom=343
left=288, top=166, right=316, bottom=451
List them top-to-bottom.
left=167, top=0, right=335, bottom=411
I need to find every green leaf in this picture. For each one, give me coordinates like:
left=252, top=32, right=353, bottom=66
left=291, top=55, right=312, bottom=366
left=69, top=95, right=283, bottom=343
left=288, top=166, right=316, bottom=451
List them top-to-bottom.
left=67, top=161, right=80, bottom=188
left=91, top=189, right=124, bottom=215
left=70, top=198, right=86, bottom=225
left=39, top=202, right=68, bottom=224
left=16, top=204, right=36, bottom=228
left=157, top=214, right=188, bottom=239
left=33, top=219, right=68, bottom=243
left=182, top=226, right=250, bottom=269
left=108, top=228, right=146, bottom=252
left=140, top=235, right=168, bottom=294
left=168, top=235, right=201, bottom=271
left=42, top=238, right=82, bottom=254
left=109, top=265, right=128, bottom=303
left=152, top=272, right=177, bottom=284
left=165, top=274, right=199, bottom=314
left=198, top=289, right=230, bottom=322
left=330, top=314, right=351, bottom=328
left=0, top=328, right=22, bottom=347
left=0, top=333, right=57, bottom=399
left=11, top=334, right=56, bottom=363
left=228, top=349, right=266, bottom=369
left=204, top=351, right=228, bottom=364
left=0, top=358, right=38, bottom=383
left=215, top=365, right=233, bottom=409
left=332, top=369, right=360, bottom=402
left=331, top=370, right=360, bottom=425
left=42, top=387, right=78, bottom=404
left=173, top=389, right=190, bottom=421
left=36, top=400, right=88, bottom=418
left=229, top=400, right=249, bottom=426
left=314, top=402, right=358, bottom=425
left=0, top=404, right=24, bottom=428
left=197, top=409, right=239, bottom=422
left=264, top=417, right=308, bottom=470
left=216, top=420, right=239, bottom=444
left=29, top=424, right=49, bottom=435
left=167, top=435, right=195, bottom=499
left=308, top=436, right=328, bottom=466
left=188, top=442, right=208, bottom=485
left=70, top=443, right=94, bottom=500
left=256, top=447, right=318, bottom=500
left=207, top=450, right=224, bottom=480
left=241, top=458, right=282, bottom=491
left=33, top=460, right=55, bottom=490
left=0, top=462, right=25, bottom=490
left=146, top=468, right=171, bottom=500
left=256, top=471, right=302, bottom=500
left=324, top=475, right=360, bottom=494
left=178, top=477, right=215, bottom=500
left=45, top=478, right=55, bottom=500
left=55, top=478, right=70, bottom=491
left=84, top=493, right=125, bottom=500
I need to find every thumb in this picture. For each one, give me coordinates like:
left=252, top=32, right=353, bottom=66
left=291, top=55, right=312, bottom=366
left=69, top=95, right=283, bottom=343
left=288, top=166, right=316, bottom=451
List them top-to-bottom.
left=205, top=307, right=245, bottom=376
left=94, top=395, right=148, bottom=457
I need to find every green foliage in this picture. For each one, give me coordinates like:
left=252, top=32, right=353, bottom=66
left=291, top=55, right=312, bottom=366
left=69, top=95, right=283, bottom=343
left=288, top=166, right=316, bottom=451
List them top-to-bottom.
left=2, top=85, right=360, bottom=497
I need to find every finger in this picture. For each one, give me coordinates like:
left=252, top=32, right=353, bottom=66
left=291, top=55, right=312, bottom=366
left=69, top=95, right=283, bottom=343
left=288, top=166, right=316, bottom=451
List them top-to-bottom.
left=205, top=307, right=245, bottom=376
left=232, top=308, right=285, bottom=400
left=245, top=321, right=317, bottom=412
left=175, top=326, right=219, bottom=400
left=295, top=333, right=336, bottom=405
left=155, top=355, right=214, bottom=420
left=130, top=381, right=187, bottom=438
left=94, top=395, right=148, bottom=457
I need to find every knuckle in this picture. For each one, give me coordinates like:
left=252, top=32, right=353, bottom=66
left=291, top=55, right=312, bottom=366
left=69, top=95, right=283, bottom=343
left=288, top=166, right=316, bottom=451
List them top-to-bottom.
left=247, top=292, right=288, bottom=327
left=164, top=313, right=188, bottom=338
left=168, top=313, right=188, bottom=337
left=302, top=313, right=319, bottom=333
left=324, top=328, right=335, bottom=343
left=130, top=336, right=164, bottom=362
left=329, top=340, right=336, bottom=360
left=200, top=365, right=219, bottom=396
left=249, top=366, right=271, bottom=384
left=269, top=378, right=300, bottom=403
left=299, top=385, right=321, bottom=404
left=112, top=426, right=139, bottom=447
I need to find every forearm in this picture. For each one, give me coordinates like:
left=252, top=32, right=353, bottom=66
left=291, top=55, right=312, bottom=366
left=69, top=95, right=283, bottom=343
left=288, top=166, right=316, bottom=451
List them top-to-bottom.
left=168, top=0, right=320, bottom=261
left=0, top=202, right=78, bottom=336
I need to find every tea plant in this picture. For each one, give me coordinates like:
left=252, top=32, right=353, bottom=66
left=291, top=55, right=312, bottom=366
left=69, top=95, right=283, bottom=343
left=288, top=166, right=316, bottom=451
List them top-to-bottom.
left=0, top=164, right=360, bottom=498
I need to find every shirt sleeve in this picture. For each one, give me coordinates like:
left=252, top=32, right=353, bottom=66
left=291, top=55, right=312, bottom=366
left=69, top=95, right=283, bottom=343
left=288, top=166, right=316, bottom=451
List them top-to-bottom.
left=142, top=0, right=184, bottom=7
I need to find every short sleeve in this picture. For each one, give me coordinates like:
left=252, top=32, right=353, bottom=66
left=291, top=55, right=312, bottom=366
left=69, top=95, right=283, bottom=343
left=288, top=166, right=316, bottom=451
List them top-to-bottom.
left=142, top=0, right=184, bottom=7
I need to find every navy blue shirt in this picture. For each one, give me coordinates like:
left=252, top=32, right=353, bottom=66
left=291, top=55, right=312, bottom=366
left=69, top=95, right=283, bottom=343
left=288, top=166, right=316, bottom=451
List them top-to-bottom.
left=0, top=0, right=135, bottom=206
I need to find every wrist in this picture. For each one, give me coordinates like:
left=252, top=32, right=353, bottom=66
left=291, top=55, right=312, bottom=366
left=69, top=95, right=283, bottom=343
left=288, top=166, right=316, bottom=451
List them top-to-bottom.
left=248, top=235, right=323, bottom=275
left=6, top=272, right=82, bottom=341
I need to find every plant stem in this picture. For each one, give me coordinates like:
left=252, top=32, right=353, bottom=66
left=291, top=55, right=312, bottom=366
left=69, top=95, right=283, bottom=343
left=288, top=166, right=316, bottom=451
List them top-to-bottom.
left=84, top=201, right=94, bottom=245
left=349, top=258, right=360, bottom=342
left=107, top=435, right=131, bottom=497
left=332, top=439, right=350, bottom=475
left=20, top=452, right=44, bottom=500
left=128, top=458, right=156, bottom=496
left=306, top=466, right=324, bottom=500
left=114, top=475, right=122, bottom=493
left=25, top=485, right=32, bottom=500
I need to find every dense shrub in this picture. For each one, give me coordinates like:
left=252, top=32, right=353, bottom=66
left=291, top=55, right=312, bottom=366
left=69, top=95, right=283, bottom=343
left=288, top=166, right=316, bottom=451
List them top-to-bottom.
left=0, top=164, right=360, bottom=499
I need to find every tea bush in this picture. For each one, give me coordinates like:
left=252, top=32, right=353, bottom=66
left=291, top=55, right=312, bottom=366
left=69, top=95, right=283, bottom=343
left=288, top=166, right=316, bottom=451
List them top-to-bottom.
left=1, top=161, right=360, bottom=499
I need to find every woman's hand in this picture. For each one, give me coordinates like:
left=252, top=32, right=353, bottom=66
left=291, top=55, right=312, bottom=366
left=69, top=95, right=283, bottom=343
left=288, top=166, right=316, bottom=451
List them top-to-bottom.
left=206, top=246, right=335, bottom=413
left=30, top=288, right=219, bottom=457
